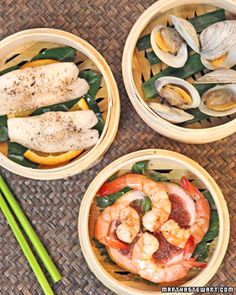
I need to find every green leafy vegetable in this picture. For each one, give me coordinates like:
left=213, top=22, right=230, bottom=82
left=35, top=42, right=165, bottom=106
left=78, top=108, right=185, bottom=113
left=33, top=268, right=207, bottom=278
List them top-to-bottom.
left=136, top=9, right=226, bottom=51
left=189, top=9, right=225, bottom=33
left=32, top=46, right=77, bottom=62
left=146, top=47, right=192, bottom=66
left=146, top=51, right=161, bottom=65
left=142, top=54, right=204, bottom=99
left=0, top=65, right=21, bottom=76
left=79, top=70, right=104, bottom=135
left=79, top=70, right=101, bottom=98
left=194, top=84, right=216, bottom=96
left=31, top=98, right=80, bottom=116
left=178, top=108, right=211, bottom=127
left=0, top=116, right=8, bottom=142
left=8, top=143, right=38, bottom=168
left=132, top=160, right=148, bottom=175
left=149, top=171, right=168, bottom=182
left=107, top=173, right=117, bottom=182
left=96, top=187, right=132, bottom=209
left=202, top=190, right=216, bottom=210
left=133, top=196, right=152, bottom=213
left=143, top=196, right=151, bottom=212
left=193, top=209, right=219, bottom=262
left=202, top=210, right=219, bottom=243
left=92, top=238, right=115, bottom=264
left=192, top=241, right=210, bottom=262
left=133, top=275, right=158, bottom=286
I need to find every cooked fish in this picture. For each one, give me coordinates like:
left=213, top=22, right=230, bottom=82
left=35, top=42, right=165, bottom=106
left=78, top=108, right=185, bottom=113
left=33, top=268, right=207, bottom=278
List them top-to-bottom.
left=0, top=62, right=89, bottom=115
left=8, top=111, right=99, bottom=153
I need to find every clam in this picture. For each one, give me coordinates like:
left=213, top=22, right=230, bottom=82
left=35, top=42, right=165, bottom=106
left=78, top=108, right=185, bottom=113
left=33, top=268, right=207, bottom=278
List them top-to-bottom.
left=171, top=15, right=200, bottom=53
left=200, top=21, right=236, bottom=70
left=150, top=25, right=188, bottom=68
left=196, top=69, right=236, bottom=84
left=155, top=77, right=201, bottom=109
left=199, top=85, right=236, bottom=117
left=148, top=102, right=194, bottom=124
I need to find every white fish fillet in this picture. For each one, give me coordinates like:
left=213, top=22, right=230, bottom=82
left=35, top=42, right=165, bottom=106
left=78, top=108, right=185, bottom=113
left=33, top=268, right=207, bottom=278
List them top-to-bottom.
left=0, top=62, right=89, bottom=115
left=8, top=111, right=99, bottom=153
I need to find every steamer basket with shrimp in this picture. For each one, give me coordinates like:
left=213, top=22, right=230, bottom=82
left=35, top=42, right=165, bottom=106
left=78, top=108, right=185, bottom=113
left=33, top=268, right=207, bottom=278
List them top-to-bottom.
left=122, top=0, right=236, bottom=143
left=78, top=149, right=229, bottom=295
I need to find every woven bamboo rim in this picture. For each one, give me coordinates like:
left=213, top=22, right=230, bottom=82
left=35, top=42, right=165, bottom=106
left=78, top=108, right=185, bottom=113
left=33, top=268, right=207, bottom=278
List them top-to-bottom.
left=122, top=0, right=236, bottom=144
left=0, top=28, right=120, bottom=180
left=78, top=149, right=230, bottom=295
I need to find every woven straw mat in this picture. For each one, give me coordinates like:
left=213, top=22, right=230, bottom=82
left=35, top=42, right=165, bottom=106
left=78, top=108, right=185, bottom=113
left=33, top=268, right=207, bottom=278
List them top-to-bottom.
left=0, top=0, right=235, bottom=294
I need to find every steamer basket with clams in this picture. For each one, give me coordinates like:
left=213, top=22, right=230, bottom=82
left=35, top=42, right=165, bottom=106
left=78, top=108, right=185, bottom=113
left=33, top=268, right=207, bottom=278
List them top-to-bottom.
left=122, top=0, right=236, bottom=143
left=0, top=29, right=120, bottom=180
left=78, top=150, right=229, bottom=295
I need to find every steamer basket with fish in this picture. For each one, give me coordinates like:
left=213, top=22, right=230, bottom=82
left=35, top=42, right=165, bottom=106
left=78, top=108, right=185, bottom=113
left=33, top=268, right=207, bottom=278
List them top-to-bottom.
left=122, top=0, right=236, bottom=143
left=0, top=29, right=120, bottom=180
left=78, top=149, right=229, bottom=295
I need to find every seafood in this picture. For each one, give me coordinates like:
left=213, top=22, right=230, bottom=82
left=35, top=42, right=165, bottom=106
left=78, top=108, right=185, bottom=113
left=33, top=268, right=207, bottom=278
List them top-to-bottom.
left=171, top=15, right=200, bottom=53
left=200, top=21, right=236, bottom=69
left=150, top=25, right=188, bottom=68
left=0, top=62, right=89, bottom=115
left=196, top=69, right=236, bottom=84
left=148, top=77, right=200, bottom=124
left=155, top=77, right=200, bottom=109
left=199, top=85, right=236, bottom=117
left=148, top=102, right=194, bottom=124
left=8, top=110, right=99, bottom=153
left=94, top=170, right=213, bottom=284
left=97, top=173, right=171, bottom=232
left=161, top=177, right=210, bottom=247
left=94, top=190, right=145, bottom=246
left=132, top=232, right=206, bottom=283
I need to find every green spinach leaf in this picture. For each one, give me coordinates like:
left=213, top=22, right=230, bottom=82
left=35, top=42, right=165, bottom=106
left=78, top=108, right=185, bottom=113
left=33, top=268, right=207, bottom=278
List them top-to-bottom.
left=32, top=46, right=77, bottom=62
left=0, top=116, right=8, bottom=142
left=8, top=142, right=38, bottom=168
left=132, top=160, right=148, bottom=175
left=149, top=171, right=168, bottom=182
left=96, top=187, right=132, bottom=209
left=133, top=196, right=152, bottom=213
left=192, top=209, right=219, bottom=262
left=202, top=210, right=219, bottom=243
left=92, top=238, right=115, bottom=264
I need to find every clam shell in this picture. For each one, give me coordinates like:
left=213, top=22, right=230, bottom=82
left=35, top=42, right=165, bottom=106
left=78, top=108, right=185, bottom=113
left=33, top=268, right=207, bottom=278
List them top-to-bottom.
left=171, top=15, right=200, bottom=53
left=200, top=21, right=236, bottom=60
left=150, top=25, right=188, bottom=68
left=201, top=44, right=236, bottom=70
left=196, top=69, right=236, bottom=84
left=155, top=76, right=201, bottom=109
left=199, top=85, right=236, bottom=117
left=148, top=102, right=194, bottom=124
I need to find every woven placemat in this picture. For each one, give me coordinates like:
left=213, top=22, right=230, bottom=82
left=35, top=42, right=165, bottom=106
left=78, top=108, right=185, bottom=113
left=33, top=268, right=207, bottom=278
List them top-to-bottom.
left=0, top=0, right=235, bottom=294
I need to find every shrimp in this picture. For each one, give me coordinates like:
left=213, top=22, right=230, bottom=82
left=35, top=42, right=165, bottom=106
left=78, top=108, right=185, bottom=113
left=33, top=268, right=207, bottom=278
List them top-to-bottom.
left=97, top=173, right=171, bottom=232
left=160, top=177, right=210, bottom=248
left=94, top=190, right=145, bottom=248
left=132, top=233, right=206, bottom=283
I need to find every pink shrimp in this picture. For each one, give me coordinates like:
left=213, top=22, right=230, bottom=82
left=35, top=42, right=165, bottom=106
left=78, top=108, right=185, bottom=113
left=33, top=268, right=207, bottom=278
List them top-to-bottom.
left=97, top=173, right=171, bottom=232
left=160, top=176, right=211, bottom=248
left=94, top=190, right=145, bottom=249
left=132, top=233, right=206, bottom=283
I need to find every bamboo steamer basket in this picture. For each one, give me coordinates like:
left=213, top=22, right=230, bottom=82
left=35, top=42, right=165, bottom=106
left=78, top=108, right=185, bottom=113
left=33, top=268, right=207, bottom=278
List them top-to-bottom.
left=122, top=0, right=236, bottom=144
left=0, top=28, right=120, bottom=180
left=78, top=149, right=229, bottom=295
